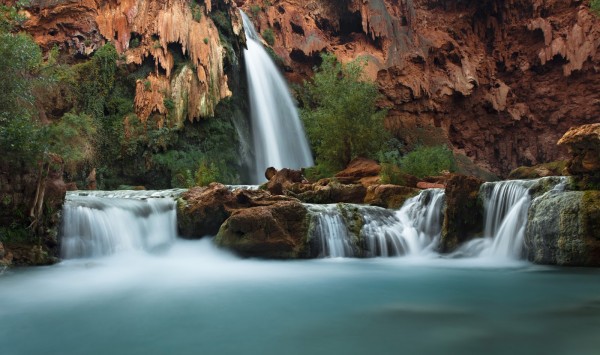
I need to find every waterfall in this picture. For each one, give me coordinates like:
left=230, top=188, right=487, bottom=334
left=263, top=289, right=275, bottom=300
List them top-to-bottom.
left=240, top=11, right=314, bottom=183
left=455, top=178, right=568, bottom=260
left=307, top=189, right=445, bottom=258
left=60, top=191, right=180, bottom=259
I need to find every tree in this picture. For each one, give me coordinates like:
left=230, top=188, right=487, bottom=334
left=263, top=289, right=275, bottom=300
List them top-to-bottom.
left=0, top=24, right=43, bottom=162
left=300, top=53, right=388, bottom=173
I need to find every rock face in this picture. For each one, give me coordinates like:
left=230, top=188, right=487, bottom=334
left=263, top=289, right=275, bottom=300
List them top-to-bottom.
left=21, top=0, right=241, bottom=125
left=242, top=0, right=600, bottom=177
left=558, top=123, right=600, bottom=176
left=0, top=157, right=65, bottom=267
left=334, top=158, right=381, bottom=185
left=440, top=175, right=484, bottom=253
left=364, top=184, right=419, bottom=209
left=525, top=190, right=600, bottom=266
left=215, top=200, right=312, bottom=258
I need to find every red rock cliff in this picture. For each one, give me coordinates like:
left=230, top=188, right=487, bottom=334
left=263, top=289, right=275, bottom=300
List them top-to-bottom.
left=240, top=0, right=600, bottom=176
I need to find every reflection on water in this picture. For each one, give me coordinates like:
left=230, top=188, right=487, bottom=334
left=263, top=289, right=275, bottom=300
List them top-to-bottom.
left=1, top=239, right=599, bottom=355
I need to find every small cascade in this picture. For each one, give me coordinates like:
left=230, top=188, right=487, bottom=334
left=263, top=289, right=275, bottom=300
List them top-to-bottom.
left=240, top=11, right=313, bottom=183
left=456, top=177, right=568, bottom=260
left=307, top=189, right=446, bottom=258
left=61, top=191, right=179, bottom=259
left=307, top=205, right=356, bottom=257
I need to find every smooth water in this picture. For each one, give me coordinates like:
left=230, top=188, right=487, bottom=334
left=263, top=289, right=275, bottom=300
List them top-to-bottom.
left=240, top=11, right=313, bottom=183
left=1, top=240, right=599, bottom=355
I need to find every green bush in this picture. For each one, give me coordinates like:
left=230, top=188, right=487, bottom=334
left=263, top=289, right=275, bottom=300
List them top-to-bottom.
left=592, top=0, right=600, bottom=14
left=250, top=5, right=261, bottom=18
left=262, top=28, right=275, bottom=46
left=300, top=53, right=389, bottom=172
left=47, top=112, right=98, bottom=173
left=400, top=145, right=456, bottom=178
left=194, top=159, right=220, bottom=186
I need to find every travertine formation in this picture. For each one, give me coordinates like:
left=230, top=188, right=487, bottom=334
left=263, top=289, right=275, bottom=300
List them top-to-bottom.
left=21, top=0, right=239, bottom=125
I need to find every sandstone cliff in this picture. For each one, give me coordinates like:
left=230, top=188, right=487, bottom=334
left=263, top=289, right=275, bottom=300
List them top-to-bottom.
left=240, top=0, right=600, bottom=176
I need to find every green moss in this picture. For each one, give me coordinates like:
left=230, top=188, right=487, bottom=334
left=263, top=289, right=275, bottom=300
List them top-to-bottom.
left=262, top=28, right=275, bottom=46
left=508, top=160, right=567, bottom=179
left=582, top=191, right=600, bottom=240
left=337, top=203, right=364, bottom=255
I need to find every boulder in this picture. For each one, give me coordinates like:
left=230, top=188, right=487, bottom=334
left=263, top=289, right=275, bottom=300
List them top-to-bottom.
left=557, top=123, right=600, bottom=175
left=334, top=158, right=381, bottom=184
left=508, top=161, right=568, bottom=179
left=266, top=168, right=305, bottom=195
left=440, top=175, right=484, bottom=253
left=289, top=180, right=366, bottom=204
left=417, top=182, right=445, bottom=189
left=177, top=183, right=237, bottom=238
left=178, top=183, right=299, bottom=238
left=364, top=184, right=420, bottom=209
left=525, top=190, right=600, bottom=266
left=215, top=201, right=312, bottom=259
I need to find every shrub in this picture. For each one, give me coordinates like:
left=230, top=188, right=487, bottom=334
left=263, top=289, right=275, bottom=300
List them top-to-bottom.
left=592, top=0, right=600, bottom=14
left=250, top=5, right=261, bottom=17
left=262, top=28, right=275, bottom=46
left=300, top=53, right=389, bottom=172
left=46, top=112, right=98, bottom=173
left=400, top=145, right=456, bottom=178
left=194, top=159, right=220, bottom=186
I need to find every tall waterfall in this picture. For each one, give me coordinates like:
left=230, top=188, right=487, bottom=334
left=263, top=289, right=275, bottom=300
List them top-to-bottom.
left=240, top=11, right=313, bottom=183
left=308, top=189, right=445, bottom=258
left=61, top=191, right=180, bottom=258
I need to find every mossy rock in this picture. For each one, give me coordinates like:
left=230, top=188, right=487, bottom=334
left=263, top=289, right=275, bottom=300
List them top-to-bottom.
left=508, top=161, right=567, bottom=179
left=525, top=190, right=600, bottom=266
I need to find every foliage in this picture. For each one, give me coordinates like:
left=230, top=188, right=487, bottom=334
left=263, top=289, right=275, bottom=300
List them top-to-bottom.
left=592, top=0, right=600, bottom=14
left=191, top=2, right=202, bottom=22
left=250, top=5, right=261, bottom=17
left=0, top=28, right=44, bottom=162
left=262, top=28, right=275, bottom=46
left=75, top=43, right=118, bottom=119
left=299, top=53, right=389, bottom=172
left=151, top=106, right=242, bottom=187
left=46, top=112, right=98, bottom=173
left=400, top=145, right=456, bottom=178
left=194, top=160, right=220, bottom=186
left=302, top=164, right=336, bottom=182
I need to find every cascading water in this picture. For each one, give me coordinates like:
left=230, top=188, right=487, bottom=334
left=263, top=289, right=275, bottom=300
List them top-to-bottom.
left=240, top=11, right=313, bottom=183
left=455, top=177, right=567, bottom=260
left=307, top=189, right=446, bottom=258
left=60, top=191, right=180, bottom=258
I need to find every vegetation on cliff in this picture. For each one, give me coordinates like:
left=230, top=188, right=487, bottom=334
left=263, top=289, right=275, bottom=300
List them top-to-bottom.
left=299, top=54, right=388, bottom=176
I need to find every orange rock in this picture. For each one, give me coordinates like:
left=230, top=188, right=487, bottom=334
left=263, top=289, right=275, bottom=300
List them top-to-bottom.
left=417, top=182, right=445, bottom=189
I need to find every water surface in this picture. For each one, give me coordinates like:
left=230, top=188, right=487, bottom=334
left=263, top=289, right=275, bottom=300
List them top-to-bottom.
left=1, top=239, right=599, bottom=355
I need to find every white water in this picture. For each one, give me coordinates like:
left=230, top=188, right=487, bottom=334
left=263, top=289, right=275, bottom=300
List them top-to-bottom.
left=240, top=11, right=314, bottom=183
left=456, top=178, right=568, bottom=260
left=307, top=189, right=446, bottom=258
left=61, top=192, right=179, bottom=258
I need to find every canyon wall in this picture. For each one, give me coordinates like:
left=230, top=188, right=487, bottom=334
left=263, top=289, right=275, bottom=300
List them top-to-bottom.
left=18, top=0, right=243, bottom=126
left=240, top=0, right=600, bottom=176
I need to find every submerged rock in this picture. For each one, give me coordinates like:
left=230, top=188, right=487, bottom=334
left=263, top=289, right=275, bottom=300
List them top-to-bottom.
left=525, top=190, right=600, bottom=266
